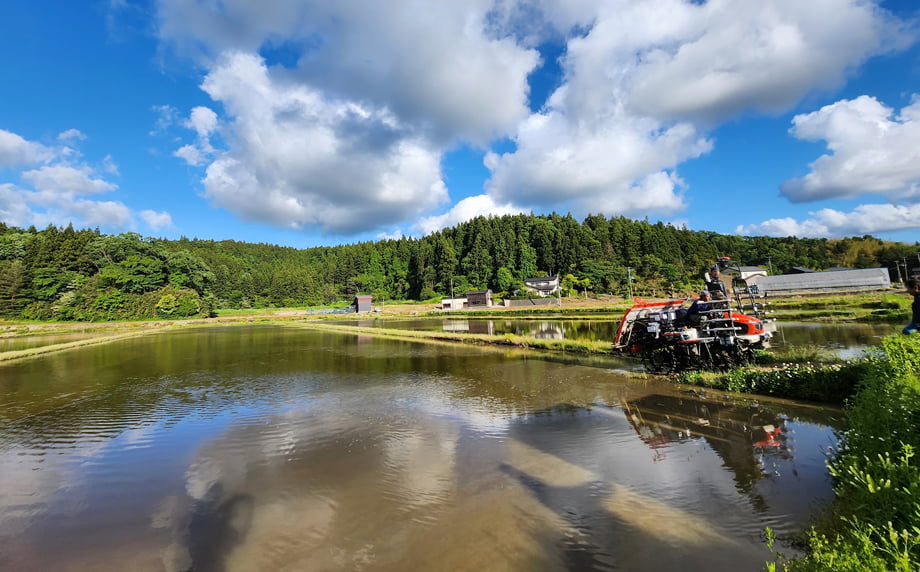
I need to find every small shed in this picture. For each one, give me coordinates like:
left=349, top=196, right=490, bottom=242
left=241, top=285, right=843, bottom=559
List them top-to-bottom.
left=722, top=266, right=768, bottom=281
left=523, top=276, right=560, bottom=297
left=465, top=290, right=493, bottom=307
left=352, top=295, right=373, bottom=313
left=441, top=297, right=467, bottom=311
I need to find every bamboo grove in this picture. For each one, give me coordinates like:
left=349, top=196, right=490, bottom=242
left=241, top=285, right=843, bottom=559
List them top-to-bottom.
left=0, top=214, right=917, bottom=321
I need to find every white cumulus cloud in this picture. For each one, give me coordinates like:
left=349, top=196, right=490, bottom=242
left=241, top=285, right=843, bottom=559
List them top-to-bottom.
left=152, top=0, right=911, bottom=236
left=156, top=0, right=539, bottom=145
left=484, top=0, right=902, bottom=221
left=618, top=0, right=901, bottom=123
left=196, top=52, right=449, bottom=233
left=739, top=93, right=920, bottom=238
left=781, top=95, right=920, bottom=203
left=185, top=106, right=218, bottom=137
left=175, top=107, right=220, bottom=166
left=484, top=112, right=709, bottom=216
left=0, top=128, right=173, bottom=232
left=0, top=129, right=55, bottom=168
left=58, top=129, right=87, bottom=142
left=174, top=144, right=207, bottom=167
left=22, top=165, right=118, bottom=195
left=0, top=183, right=35, bottom=227
left=414, top=194, right=523, bottom=235
left=64, top=198, right=134, bottom=228
left=737, top=203, right=920, bottom=238
left=140, top=209, right=174, bottom=230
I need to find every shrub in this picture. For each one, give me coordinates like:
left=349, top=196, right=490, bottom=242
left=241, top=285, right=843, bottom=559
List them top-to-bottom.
left=153, top=286, right=208, bottom=318
left=19, top=301, right=53, bottom=320
left=779, top=335, right=920, bottom=571
left=678, top=362, right=868, bottom=404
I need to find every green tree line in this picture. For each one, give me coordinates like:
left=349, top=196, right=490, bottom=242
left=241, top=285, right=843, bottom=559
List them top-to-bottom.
left=1, top=215, right=917, bottom=321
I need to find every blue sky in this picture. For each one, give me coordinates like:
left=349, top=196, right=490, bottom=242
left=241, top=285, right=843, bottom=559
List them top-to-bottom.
left=2, top=1, right=920, bottom=249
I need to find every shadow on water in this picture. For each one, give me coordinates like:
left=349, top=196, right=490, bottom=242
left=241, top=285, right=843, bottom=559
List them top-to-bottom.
left=495, top=392, right=835, bottom=571
left=498, top=462, right=618, bottom=571
left=184, top=484, right=254, bottom=572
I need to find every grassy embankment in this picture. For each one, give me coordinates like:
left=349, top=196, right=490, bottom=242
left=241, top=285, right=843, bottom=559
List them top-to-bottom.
left=763, top=291, right=909, bottom=322
left=0, top=327, right=173, bottom=362
left=763, top=334, right=920, bottom=572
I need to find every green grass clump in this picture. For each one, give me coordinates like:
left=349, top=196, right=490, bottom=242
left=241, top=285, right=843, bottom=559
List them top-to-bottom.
left=765, top=291, right=912, bottom=323
left=864, top=308, right=907, bottom=322
left=767, top=334, right=920, bottom=571
left=768, top=344, right=837, bottom=364
left=675, top=362, right=867, bottom=404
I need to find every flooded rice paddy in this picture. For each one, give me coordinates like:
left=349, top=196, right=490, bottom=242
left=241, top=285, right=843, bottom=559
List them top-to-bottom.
left=340, top=316, right=896, bottom=358
left=0, top=323, right=856, bottom=571
left=0, top=331, right=102, bottom=353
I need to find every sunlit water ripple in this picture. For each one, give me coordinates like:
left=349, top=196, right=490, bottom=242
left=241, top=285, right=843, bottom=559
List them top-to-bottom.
left=0, top=326, right=843, bottom=571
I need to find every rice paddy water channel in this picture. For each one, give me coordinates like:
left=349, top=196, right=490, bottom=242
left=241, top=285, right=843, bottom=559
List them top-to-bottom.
left=0, top=320, right=885, bottom=571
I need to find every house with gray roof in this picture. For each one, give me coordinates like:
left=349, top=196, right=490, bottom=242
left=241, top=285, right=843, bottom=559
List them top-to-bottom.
left=523, top=276, right=560, bottom=297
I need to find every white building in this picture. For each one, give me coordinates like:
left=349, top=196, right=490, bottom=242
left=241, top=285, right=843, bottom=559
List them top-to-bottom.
left=722, top=266, right=768, bottom=281
left=747, top=267, right=891, bottom=294
left=523, top=276, right=560, bottom=297
left=440, top=297, right=467, bottom=311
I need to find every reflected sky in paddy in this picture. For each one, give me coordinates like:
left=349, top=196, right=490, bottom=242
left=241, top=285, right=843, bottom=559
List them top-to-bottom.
left=0, top=326, right=843, bottom=571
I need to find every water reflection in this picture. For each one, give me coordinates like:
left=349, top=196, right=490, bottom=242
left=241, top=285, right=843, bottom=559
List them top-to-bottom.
left=338, top=317, right=619, bottom=341
left=340, top=317, right=897, bottom=352
left=442, top=319, right=494, bottom=335
left=442, top=320, right=563, bottom=338
left=772, top=321, right=895, bottom=359
left=528, top=322, right=565, bottom=339
left=0, top=326, right=841, bottom=571
left=0, top=331, right=99, bottom=352
left=184, top=485, right=254, bottom=572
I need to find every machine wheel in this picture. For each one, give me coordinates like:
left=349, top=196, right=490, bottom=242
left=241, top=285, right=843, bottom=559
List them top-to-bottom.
left=644, top=346, right=676, bottom=373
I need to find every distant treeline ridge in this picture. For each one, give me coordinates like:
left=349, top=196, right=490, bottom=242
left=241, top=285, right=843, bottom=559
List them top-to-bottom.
left=0, top=214, right=916, bottom=321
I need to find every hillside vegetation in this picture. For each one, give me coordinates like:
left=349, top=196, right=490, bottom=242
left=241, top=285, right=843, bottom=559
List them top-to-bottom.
left=1, top=214, right=917, bottom=322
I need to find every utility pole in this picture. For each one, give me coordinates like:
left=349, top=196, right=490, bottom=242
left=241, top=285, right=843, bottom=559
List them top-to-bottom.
left=767, top=256, right=773, bottom=275
left=626, top=267, right=634, bottom=300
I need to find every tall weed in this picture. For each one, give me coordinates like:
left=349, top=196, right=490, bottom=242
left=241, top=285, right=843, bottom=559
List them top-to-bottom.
left=781, top=335, right=920, bottom=571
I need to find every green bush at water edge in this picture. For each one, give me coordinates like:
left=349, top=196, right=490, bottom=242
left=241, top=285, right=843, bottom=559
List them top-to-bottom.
left=766, top=335, right=920, bottom=571
left=675, top=360, right=868, bottom=404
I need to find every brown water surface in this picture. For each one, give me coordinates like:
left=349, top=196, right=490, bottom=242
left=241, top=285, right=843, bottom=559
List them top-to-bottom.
left=0, top=326, right=842, bottom=571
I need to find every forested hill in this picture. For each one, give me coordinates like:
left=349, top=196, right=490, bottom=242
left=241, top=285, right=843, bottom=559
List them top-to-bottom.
left=0, top=214, right=916, bottom=321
